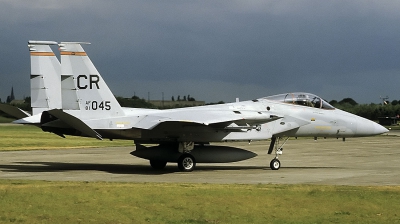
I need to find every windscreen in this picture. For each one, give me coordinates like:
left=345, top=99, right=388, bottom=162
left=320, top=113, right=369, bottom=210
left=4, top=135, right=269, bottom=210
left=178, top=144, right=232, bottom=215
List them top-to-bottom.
left=263, top=93, right=335, bottom=109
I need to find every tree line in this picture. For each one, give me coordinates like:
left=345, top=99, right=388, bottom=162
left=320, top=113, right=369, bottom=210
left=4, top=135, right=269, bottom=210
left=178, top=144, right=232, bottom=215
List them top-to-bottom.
left=1, top=96, right=399, bottom=121
left=329, top=98, right=400, bottom=120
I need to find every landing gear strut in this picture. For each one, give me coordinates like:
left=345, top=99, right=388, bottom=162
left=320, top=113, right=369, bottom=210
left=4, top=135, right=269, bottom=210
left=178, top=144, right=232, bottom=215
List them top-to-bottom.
left=268, top=136, right=289, bottom=170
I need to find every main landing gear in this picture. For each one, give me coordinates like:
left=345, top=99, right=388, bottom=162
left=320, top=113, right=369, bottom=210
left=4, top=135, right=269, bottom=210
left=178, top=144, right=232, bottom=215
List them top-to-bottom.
left=268, top=136, right=289, bottom=170
left=149, top=142, right=197, bottom=172
left=177, top=142, right=196, bottom=172
left=177, top=153, right=196, bottom=172
left=149, top=155, right=196, bottom=172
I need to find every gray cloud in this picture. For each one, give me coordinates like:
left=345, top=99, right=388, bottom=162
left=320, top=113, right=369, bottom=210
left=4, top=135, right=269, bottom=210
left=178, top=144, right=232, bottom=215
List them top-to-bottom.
left=1, top=0, right=400, bottom=104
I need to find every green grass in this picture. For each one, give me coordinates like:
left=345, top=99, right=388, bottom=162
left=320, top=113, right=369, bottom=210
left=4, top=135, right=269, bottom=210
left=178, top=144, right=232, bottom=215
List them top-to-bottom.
left=0, top=116, right=13, bottom=123
left=0, top=125, right=132, bottom=150
left=386, top=125, right=400, bottom=130
left=0, top=180, right=399, bottom=223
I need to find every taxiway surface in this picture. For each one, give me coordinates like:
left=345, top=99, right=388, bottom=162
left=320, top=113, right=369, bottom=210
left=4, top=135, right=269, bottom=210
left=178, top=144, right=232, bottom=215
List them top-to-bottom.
left=1, top=134, right=399, bottom=185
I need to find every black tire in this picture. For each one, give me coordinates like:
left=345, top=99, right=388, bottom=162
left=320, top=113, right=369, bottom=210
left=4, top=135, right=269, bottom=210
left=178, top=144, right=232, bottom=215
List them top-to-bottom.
left=177, top=154, right=196, bottom=172
left=270, top=158, right=280, bottom=170
left=150, top=160, right=167, bottom=170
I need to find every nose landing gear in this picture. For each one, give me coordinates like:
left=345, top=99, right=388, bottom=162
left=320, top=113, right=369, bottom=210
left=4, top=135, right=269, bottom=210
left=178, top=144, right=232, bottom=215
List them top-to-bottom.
left=268, top=136, right=289, bottom=170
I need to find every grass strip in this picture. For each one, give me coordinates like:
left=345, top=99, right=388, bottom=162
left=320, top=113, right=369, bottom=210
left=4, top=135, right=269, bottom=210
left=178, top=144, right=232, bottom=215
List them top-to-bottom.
left=0, top=116, right=14, bottom=123
left=0, top=125, right=132, bottom=151
left=0, top=180, right=399, bottom=223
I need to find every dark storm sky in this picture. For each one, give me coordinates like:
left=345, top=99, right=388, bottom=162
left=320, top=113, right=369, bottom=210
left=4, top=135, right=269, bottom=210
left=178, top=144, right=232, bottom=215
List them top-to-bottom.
left=1, top=1, right=399, bottom=104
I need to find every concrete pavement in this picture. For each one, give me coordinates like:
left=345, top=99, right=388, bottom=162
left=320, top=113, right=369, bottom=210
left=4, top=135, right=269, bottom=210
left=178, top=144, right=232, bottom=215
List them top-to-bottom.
left=0, top=135, right=399, bottom=186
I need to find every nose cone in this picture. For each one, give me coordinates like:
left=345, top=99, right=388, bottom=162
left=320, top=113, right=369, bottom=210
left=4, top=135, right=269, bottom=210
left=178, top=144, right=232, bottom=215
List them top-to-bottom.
left=356, top=118, right=389, bottom=136
left=372, top=122, right=389, bottom=135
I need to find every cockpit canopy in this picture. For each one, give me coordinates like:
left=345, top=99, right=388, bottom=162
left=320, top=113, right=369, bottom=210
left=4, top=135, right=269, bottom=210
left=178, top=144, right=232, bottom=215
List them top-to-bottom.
left=263, top=92, right=335, bottom=109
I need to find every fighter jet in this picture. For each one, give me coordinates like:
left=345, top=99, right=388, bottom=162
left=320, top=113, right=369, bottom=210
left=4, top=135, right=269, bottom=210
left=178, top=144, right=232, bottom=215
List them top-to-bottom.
left=14, top=42, right=389, bottom=172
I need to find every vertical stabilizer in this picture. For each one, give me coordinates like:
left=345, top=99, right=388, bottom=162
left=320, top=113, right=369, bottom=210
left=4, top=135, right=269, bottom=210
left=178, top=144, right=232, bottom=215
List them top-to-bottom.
left=28, top=40, right=61, bottom=115
left=59, top=42, right=124, bottom=118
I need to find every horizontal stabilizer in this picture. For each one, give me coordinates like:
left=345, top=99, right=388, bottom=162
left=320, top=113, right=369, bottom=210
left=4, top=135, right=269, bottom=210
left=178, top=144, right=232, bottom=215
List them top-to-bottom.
left=0, top=104, right=31, bottom=119
left=45, top=109, right=103, bottom=140
left=12, top=114, right=41, bottom=125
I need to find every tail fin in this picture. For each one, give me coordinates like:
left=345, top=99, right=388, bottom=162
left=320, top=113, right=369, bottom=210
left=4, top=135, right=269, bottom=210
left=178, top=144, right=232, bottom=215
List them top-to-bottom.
left=28, top=40, right=61, bottom=115
left=58, top=42, right=124, bottom=117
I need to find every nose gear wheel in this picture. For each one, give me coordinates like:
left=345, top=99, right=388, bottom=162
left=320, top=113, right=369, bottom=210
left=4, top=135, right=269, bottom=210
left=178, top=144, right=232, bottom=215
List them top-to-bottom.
left=270, top=158, right=281, bottom=170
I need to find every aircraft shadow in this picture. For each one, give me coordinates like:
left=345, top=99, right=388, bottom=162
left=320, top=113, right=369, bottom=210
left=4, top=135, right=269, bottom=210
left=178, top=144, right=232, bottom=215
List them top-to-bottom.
left=0, top=162, right=338, bottom=175
left=0, top=162, right=173, bottom=175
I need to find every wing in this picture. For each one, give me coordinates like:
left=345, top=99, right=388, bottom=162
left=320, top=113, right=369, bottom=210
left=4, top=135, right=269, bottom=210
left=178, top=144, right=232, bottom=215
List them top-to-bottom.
left=132, top=109, right=283, bottom=130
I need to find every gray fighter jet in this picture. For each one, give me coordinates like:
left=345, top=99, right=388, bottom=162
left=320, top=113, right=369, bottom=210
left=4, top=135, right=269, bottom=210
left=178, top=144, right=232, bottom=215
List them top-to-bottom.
left=13, top=42, right=388, bottom=172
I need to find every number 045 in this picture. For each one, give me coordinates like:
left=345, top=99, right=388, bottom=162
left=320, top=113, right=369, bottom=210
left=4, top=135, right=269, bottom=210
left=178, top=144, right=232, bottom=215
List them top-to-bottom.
left=89, top=101, right=111, bottom=110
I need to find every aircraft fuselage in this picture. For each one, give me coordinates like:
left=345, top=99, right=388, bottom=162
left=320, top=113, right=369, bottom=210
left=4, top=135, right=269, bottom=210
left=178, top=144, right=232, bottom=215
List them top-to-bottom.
left=66, top=96, right=386, bottom=143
